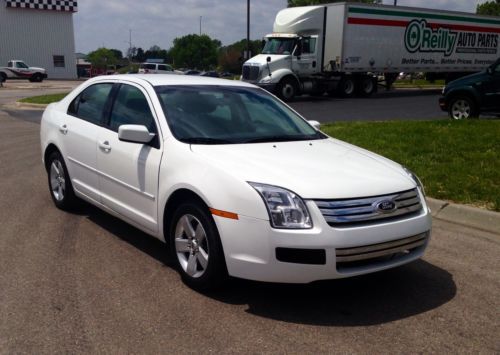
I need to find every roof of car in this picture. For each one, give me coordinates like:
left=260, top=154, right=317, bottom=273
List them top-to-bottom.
left=90, top=74, right=256, bottom=89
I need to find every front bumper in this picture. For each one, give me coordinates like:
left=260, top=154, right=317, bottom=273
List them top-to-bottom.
left=439, top=96, right=447, bottom=111
left=213, top=194, right=432, bottom=283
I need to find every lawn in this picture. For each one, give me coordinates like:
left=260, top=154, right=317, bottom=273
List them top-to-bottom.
left=19, top=93, right=68, bottom=105
left=321, top=120, right=500, bottom=211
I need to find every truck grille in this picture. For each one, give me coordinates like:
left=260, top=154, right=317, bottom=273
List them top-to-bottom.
left=242, top=65, right=260, bottom=81
left=314, top=188, right=422, bottom=226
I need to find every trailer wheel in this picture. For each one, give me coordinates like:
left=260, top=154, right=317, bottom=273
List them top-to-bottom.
left=357, top=76, right=376, bottom=97
left=277, top=77, right=298, bottom=101
left=337, top=77, right=355, bottom=97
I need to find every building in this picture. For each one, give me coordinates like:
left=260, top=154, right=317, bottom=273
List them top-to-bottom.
left=0, top=0, right=78, bottom=79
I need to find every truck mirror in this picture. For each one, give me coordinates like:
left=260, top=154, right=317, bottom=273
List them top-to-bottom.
left=295, top=42, right=302, bottom=57
left=267, top=56, right=271, bottom=63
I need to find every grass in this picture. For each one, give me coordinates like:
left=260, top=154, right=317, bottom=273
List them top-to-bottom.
left=393, top=79, right=445, bottom=88
left=19, top=93, right=68, bottom=105
left=321, top=120, right=500, bottom=211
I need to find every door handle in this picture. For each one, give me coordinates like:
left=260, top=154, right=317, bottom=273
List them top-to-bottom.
left=59, top=124, right=68, bottom=134
left=99, top=140, right=111, bottom=152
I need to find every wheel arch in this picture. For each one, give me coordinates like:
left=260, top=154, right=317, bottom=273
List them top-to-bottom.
left=446, top=87, right=480, bottom=107
left=43, top=143, right=62, bottom=172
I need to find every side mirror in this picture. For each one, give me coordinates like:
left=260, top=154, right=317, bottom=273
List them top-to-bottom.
left=295, top=40, right=303, bottom=57
left=266, top=56, right=271, bottom=63
left=308, top=120, right=321, bottom=130
left=118, top=124, right=155, bottom=144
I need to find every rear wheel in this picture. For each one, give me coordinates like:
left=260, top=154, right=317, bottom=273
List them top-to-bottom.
left=337, top=76, right=355, bottom=97
left=357, top=76, right=376, bottom=97
left=277, top=77, right=298, bottom=101
left=448, top=96, right=478, bottom=120
left=170, top=201, right=227, bottom=291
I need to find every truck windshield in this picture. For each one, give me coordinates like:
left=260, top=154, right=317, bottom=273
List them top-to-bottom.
left=262, top=38, right=296, bottom=55
left=155, top=85, right=326, bottom=144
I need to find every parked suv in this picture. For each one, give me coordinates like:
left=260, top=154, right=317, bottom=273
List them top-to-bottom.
left=439, top=59, right=500, bottom=119
left=138, top=63, right=174, bottom=74
left=40, top=74, right=431, bottom=291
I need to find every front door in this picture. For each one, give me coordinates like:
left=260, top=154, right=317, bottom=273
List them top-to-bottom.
left=292, top=36, right=319, bottom=76
left=481, top=61, right=500, bottom=111
left=96, top=83, right=162, bottom=233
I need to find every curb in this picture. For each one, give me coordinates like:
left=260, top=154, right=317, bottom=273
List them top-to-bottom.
left=15, top=101, right=48, bottom=109
left=426, top=197, right=500, bottom=235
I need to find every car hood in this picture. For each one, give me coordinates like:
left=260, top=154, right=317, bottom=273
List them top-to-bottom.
left=29, top=66, right=46, bottom=72
left=447, top=70, right=487, bottom=88
left=190, top=138, right=415, bottom=199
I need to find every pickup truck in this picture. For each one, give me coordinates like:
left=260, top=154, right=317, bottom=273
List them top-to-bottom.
left=0, top=60, right=48, bottom=83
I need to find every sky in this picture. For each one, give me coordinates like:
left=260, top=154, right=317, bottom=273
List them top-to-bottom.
left=73, top=0, right=491, bottom=54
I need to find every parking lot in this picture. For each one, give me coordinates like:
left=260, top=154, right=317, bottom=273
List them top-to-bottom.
left=0, top=82, right=498, bottom=353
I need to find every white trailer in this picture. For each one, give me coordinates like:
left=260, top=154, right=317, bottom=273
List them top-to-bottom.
left=241, top=2, right=500, bottom=100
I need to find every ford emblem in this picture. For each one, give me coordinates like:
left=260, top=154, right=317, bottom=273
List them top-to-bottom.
left=376, top=199, right=396, bottom=213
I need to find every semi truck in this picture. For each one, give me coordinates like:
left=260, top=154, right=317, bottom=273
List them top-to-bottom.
left=241, top=2, right=500, bottom=100
left=0, top=60, right=47, bottom=83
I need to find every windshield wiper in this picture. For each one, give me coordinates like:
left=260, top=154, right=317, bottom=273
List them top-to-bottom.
left=243, top=134, right=319, bottom=143
left=181, top=137, right=233, bottom=145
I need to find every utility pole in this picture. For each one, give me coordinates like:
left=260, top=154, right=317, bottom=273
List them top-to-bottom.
left=246, top=0, right=250, bottom=60
left=394, top=0, right=397, bottom=5
left=199, top=16, right=202, bottom=35
left=127, top=29, right=132, bottom=60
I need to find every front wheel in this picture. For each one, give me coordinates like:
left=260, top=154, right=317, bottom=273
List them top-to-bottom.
left=30, top=73, right=43, bottom=82
left=276, top=77, right=298, bottom=101
left=448, top=96, right=478, bottom=120
left=47, top=151, right=78, bottom=210
left=170, top=201, right=227, bottom=291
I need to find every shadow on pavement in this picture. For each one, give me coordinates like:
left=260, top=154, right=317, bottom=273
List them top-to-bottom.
left=76, top=202, right=456, bottom=327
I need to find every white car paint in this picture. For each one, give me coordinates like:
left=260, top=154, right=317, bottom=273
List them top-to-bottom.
left=40, top=74, right=431, bottom=283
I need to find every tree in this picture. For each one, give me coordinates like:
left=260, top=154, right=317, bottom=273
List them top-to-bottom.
left=288, top=0, right=380, bottom=6
left=476, top=0, right=500, bottom=16
left=170, top=34, right=220, bottom=70
left=218, top=39, right=263, bottom=73
left=144, top=45, right=169, bottom=62
left=87, top=47, right=117, bottom=70
left=109, top=49, right=123, bottom=60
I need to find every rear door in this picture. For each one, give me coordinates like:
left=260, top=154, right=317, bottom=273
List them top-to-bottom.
left=96, top=82, right=163, bottom=233
left=63, top=83, right=114, bottom=202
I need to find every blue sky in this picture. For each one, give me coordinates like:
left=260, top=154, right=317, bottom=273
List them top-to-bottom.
left=74, top=0, right=491, bottom=54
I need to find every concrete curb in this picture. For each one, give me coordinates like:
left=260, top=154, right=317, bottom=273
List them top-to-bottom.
left=15, top=101, right=48, bottom=109
left=426, top=197, right=500, bottom=235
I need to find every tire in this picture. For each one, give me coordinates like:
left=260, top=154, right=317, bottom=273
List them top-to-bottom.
left=0, top=73, right=6, bottom=84
left=30, top=73, right=43, bottom=83
left=337, top=76, right=355, bottom=97
left=357, top=76, right=376, bottom=97
left=276, top=77, right=298, bottom=101
left=448, top=96, right=478, bottom=120
left=47, top=151, right=78, bottom=210
left=169, top=201, right=227, bottom=291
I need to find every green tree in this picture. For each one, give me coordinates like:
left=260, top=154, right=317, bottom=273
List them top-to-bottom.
left=288, top=0, right=380, bottom=6
left=476, top=0, right=500, bottom=16
left=170, top=34, right=220, bottom=70
left=218, top=39, right=263, bottom=73
left=144, top=45, right=169, bottom=62
left=87, top=47, right=117, bottom=70
left=109, top=49, right=123, bottom=60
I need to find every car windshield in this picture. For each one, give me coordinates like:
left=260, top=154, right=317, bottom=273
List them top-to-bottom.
left=262, top=38, right=296, bottom=55
left=155, top=85, right=325, bottom=144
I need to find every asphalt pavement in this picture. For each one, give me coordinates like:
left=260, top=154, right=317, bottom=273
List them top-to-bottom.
left=0, top=94, right=498, bottom=353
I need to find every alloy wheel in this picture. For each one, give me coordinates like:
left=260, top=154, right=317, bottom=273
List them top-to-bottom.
left=50, top=160, right=66, bottom=201
left=175, top=214, right=209, bottom=278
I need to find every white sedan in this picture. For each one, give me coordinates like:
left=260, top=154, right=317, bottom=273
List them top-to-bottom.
left=40, top=74, right=431, bottom=290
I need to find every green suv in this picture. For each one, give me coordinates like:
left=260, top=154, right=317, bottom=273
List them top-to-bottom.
left=439, top=59, right=500, bottom=120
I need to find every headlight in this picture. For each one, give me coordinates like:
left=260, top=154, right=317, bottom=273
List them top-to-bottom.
left=259, top=75, right=272, bottom=83
left=403, top=167, right=425, bottom=196
left=249, top=182, right=312, bottom=229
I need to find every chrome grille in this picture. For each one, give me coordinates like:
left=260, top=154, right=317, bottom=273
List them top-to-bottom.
left=242, top=65, right=260, bottom=81
left=314, top=188, right=422, bottom=226
left=335, top=232, right=428, bottom=263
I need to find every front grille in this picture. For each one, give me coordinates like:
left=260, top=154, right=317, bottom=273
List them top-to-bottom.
left=242, top=65, right=260, bottom=80
left=314, top=188, right=422, bottom=227
left=336, top=232, right=428, bottom=263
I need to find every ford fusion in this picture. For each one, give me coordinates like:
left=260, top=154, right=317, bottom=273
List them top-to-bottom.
left=40, top=75, right=431, bottom=290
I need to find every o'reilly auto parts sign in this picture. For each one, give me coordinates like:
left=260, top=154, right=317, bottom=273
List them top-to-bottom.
left=344, top=6, right=500, bottom=71
left=405, top=19, right=498, bottom=56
